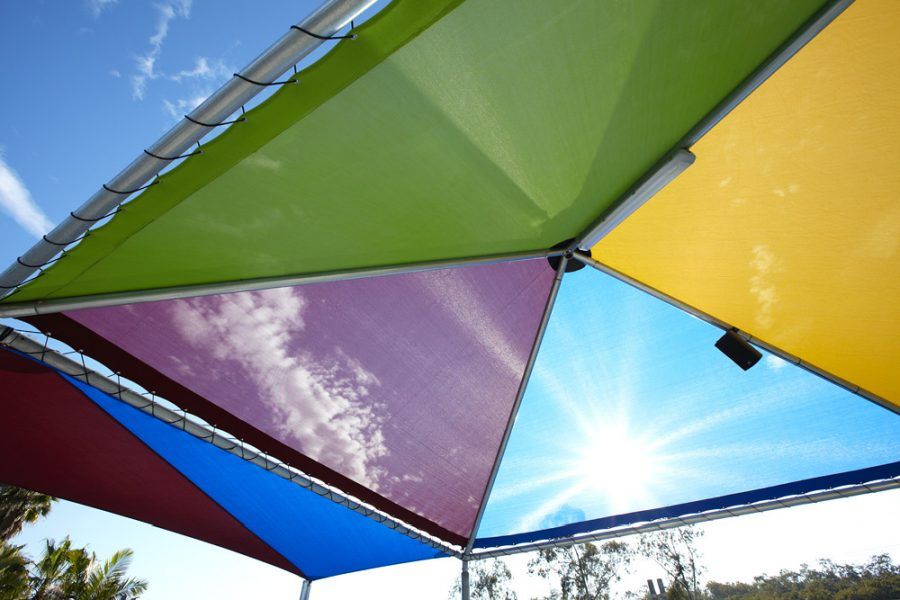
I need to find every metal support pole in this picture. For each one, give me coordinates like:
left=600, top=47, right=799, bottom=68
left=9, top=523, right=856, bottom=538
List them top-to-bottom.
left=0, top=0, right=375, bottom=299
left=573, top=149, right=694, bottom=251
left=0, top=249, right=563, bottom=318
left=570, top=252, right=896, bottom=415
left=464, top=255, right=569, bottom=554
left=0, top=328, right=461, bottom=558
left=468, top=474, right=900, bottom=560
left=461, top=559, right=470, bottom=600
left=299, top=579, right=312, bottom=600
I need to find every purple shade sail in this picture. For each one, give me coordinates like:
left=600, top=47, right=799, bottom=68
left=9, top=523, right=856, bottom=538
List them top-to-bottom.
left=53, top=260, right=554, bottom=538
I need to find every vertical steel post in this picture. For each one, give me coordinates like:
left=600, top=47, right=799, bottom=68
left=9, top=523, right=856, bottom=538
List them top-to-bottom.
left=461, top=559, right=470, bottom=600
left=299, top=579, right=312, bottom=600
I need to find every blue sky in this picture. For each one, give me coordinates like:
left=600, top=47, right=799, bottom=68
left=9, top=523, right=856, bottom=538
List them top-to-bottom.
left=0, top=0, right=369, bottom=256
left=1, top=2, right=899, bottom=599
left=478, top=267, right=900, bottom=540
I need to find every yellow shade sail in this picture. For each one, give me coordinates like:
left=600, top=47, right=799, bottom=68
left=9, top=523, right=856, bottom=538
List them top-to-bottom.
left=594, top=0, right=900, bottom=406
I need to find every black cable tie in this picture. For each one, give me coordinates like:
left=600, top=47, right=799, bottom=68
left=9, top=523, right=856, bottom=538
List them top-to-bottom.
left=290, top=25, right=356, bottom=40
left=233, top=72, right=298, bottom=87
left=184, top=113, right=246, bottom=128
left=143, top=147, right=203, bottom=161
left=103, top=179, right=159, bottom=195
left=70, top=206, right=123, bottom=223
left=42, top=233, right=86, bottom=247
left=16, top=256, right=54, bottom=269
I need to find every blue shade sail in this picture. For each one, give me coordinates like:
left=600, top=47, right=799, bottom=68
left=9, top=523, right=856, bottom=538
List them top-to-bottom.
left=474, top=267, right=900, bottom=546
left=65, top=375, right=445, bottom=580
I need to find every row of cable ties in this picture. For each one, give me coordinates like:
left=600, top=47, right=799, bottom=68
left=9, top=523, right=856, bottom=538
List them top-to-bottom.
left=4, top=22, right=358, bottom=295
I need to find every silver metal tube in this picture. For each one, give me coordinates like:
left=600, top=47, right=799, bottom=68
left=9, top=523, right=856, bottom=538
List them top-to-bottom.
left=0, top=0, right=374, bottom=299
left=573, top=150, right=694, bottom=251
left=0, top=249, right=562, bottom=318
left=571, top=253, right=897, bottom=415
left=464, top=256, right=569, bottom=554
left=0, top=328, right=461, bottom=558
left=470, top=475, right=900, bottom=560
left=461, top=560, right=470, bottom=600
left=299, top=580, right=312, bottom=600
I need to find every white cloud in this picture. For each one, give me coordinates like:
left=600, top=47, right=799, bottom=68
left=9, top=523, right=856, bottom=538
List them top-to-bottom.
left=87, top=0, right=118, bottom=19
left=131, top=0, right=193, bottom=100
left=169, top=56, right=231, bottom=83
left=109, top=69, right=121, bottom=79
left=162, top=89, right=211, bottom=119
left=242, top=153, right=283, bottom=172
left=0, top=155, right=54, bottom=238
left=749, top=244, right=779, bottom=329
left=420, top=270, right=524, bottom=378
left=169, top=288, right=389, bottom=488
left=764, top=354, right=788, bottom=371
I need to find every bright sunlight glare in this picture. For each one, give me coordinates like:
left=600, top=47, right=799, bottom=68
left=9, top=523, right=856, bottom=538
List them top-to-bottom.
left=576, top=419, right=662, bottom=512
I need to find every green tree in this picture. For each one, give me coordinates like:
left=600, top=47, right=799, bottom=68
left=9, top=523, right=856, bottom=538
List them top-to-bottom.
left=0, top=487, right=54, bottom=542
left=637, top=528, right=703, bottom=600
left=28, top=538, right=147, bottom=600
left=28, top=538, right=88, bottom=600
left=528, top=541, right=633, bottom=600
left=0, top=542, right=30, bottom=600
left=704, top=554, right=900, bottom=600
left=449, top=559, right=517, bottom=600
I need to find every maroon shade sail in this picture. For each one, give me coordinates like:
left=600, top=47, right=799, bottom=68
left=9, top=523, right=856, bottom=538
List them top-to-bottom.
left=27, top=259, right=555, bottom=541
left=0, top=349, right=300, bottom=574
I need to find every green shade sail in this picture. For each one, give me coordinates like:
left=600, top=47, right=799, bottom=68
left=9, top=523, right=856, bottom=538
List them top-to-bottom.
left=6, top=0, right=827, bottom=303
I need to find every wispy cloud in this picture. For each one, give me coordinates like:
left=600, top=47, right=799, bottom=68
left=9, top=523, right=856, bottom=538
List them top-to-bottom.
left=87, top=0, right=118, bottom=19
left=131, top=0, right=193, bottom=100
left=169, top=56, right=231, bottom=83
left=161, top=58, right=232, bottom=119
left=162, top=89, right=212, bottom=119
left=0, top=155, right=54, bottom=238
left=749, top=244, right=780, bottom=329
left=170, top=288, right=389, bottom=488
left=764, top=354, right=788, bottom=371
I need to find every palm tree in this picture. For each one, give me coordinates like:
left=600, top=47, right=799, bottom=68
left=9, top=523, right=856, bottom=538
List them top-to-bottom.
left=0, top=486, right=55, bottom=542
left=28, top=538, right=147, bottom=600
left=28, top=538, right=83, bottom=600
left=0, top=542, right=30, bottom=600
left=80, top=549, right=147, bottom=600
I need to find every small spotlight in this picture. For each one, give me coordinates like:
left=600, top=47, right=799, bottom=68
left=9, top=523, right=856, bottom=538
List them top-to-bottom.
left=715, top=329, right=761, bottom=371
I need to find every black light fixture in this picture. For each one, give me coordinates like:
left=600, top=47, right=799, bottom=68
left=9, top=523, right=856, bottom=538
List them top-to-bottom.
left=547, top=241, right=589, bottom=273
left=715, top=329, right=762, bottom=371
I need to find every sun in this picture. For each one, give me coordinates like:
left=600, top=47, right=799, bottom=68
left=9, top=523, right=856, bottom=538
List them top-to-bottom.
left=575, top=418, right=662, bottom=512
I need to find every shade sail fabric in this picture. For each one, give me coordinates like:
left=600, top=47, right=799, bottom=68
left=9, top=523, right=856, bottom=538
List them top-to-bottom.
left=5, top=0, right=828, bottom=303
left=594, top=0, right=900, bottom=406
left=27, top=259, right=556, bottom=543
left=474, top=267, right=900, bottom=545
left=0, top=348, right=299, bottom=575
left=67, top=373, right=445, bottom=579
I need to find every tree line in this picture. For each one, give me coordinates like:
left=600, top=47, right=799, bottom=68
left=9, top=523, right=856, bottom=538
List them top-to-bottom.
left=0, top=485, right=147, bottom=600
left=450, top=526, right=900, bottom=600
